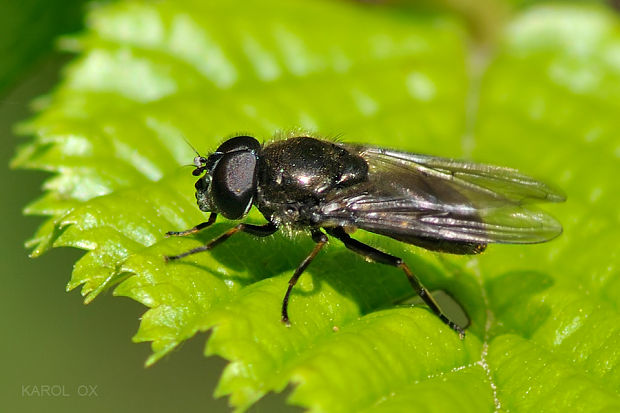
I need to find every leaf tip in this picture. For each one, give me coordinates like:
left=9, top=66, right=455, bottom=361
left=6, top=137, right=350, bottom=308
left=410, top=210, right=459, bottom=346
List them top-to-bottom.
left=144, top=354, right=160, bottom=368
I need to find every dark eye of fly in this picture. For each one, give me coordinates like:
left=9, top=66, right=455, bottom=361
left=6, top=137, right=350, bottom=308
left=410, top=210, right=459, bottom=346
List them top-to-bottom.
left=165, top=135, right=565, bottom=338
left=216, top=135, right=261, bottom=153
left=210, top=150, right=258, bottom=220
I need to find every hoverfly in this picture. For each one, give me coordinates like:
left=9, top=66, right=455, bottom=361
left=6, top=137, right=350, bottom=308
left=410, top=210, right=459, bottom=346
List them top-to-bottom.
left=165, top=135, right=565, bottom=336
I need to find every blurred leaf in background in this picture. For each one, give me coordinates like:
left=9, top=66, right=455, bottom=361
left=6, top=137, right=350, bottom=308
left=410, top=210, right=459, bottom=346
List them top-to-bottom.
left=0, top=0, right=91, bottom=93
left=8, top=0, right=620, bottom=412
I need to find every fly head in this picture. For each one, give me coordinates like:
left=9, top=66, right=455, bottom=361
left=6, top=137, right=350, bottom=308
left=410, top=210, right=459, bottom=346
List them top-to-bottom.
left=193, top=136, right=261, bottom=220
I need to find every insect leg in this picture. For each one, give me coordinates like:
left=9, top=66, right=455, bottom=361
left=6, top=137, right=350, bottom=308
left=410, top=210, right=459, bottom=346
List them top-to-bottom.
left=165, top=213, right=218, bottom=237
left=165, top=221, right=278, bottom=261
left=326, top=227, right=465, bottom=337
left=281, top=230, right=328, bottom=326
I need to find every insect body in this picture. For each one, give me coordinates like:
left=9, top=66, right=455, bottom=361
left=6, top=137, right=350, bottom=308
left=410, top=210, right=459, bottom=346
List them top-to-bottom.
left=165, top=135, right=565, bottom=336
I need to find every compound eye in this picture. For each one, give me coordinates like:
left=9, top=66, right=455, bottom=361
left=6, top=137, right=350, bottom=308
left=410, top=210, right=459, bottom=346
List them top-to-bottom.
left=216, top=136, right=261, bottom=153
left=211, top=150, right=259, bottom=219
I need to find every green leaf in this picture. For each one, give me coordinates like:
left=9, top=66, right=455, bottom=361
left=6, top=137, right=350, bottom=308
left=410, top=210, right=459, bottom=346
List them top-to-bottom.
left=12, top=1, right=620, bottom=411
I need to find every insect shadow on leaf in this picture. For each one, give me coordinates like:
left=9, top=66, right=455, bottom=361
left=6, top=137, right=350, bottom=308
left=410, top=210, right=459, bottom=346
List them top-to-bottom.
left=485, top=269, right=555, bottom=338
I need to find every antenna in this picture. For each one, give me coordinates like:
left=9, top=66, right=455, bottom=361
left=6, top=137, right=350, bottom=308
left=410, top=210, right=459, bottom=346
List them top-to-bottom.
left=182, top=136, right=201, bottom=157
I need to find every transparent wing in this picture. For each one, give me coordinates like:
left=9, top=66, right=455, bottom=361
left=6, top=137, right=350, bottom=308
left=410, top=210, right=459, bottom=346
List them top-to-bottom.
left=318, top=144, right=565, bottom=245
left=355, top=145, right=566, bottom=204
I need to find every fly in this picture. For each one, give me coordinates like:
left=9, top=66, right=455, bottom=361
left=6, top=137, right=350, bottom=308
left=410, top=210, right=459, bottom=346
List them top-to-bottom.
left=165, top=135, right=565, bottom=337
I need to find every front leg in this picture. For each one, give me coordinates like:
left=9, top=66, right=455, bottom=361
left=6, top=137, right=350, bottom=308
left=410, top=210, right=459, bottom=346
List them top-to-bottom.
left=165, top=212, right=218, bottom=237
left=165, top=221, right=278, bottom=261
left=281, top=229, right=328, bottom=326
